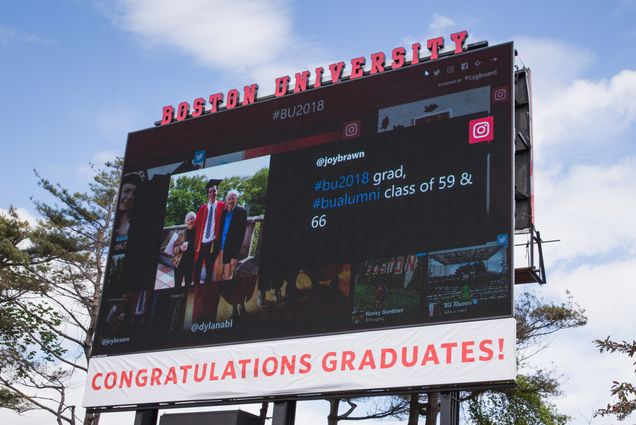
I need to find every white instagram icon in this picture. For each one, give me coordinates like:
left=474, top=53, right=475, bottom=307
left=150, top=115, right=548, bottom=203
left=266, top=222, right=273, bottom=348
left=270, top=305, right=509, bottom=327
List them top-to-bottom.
left=494, top=88, right=506, bottom=101
left=344, top=122, right=359, bottom=137
left=472, top=122, right=490, bottom=139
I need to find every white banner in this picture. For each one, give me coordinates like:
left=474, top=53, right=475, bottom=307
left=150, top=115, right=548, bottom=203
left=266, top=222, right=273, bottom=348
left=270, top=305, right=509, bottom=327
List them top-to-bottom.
left=83, top=318, right=516, bottom=407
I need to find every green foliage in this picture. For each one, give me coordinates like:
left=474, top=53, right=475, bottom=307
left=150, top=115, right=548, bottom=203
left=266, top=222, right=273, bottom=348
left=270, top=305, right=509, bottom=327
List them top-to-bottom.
left=0, top=160, right=120, bottom=424
left=164, top=167, right=269, bottom=227
left=235, top=167, right=269, bottom=216
left=164, top=174, right=208, bottom=227
left=0, top=208, right=65, bottom=413
left=249, top=221, right=262, bottom=256
left=355, top=291, right=587, bottom=425
left=462, top=291, right=587, bottom=425
left=515, top=291, right=587, bottom=354
left=595, top=337, right=636, bottom=420
left=467, top=372, right=569, bottom=425
left=0, top=387, right=32, bottom=413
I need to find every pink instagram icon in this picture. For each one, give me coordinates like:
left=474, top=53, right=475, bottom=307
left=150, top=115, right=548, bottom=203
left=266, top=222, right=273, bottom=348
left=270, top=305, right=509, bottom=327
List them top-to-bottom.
left=469, top=116, right=494, bottom=144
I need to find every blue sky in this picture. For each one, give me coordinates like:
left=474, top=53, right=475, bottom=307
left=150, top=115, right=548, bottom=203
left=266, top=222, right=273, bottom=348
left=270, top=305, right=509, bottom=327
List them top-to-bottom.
left=2, top=1, right=636, bottom=424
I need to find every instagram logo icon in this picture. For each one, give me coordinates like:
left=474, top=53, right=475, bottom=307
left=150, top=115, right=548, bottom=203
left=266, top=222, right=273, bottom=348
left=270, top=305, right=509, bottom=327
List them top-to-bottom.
left=492, top=86, right=508, bottom=103
left=469, top=116, right=494, bottom=144
left=342, top=120, right=361, bottom=139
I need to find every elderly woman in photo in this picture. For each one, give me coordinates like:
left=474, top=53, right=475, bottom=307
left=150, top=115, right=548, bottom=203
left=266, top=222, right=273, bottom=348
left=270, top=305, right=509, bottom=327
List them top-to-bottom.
left=173, top=211, right=197, bottom=286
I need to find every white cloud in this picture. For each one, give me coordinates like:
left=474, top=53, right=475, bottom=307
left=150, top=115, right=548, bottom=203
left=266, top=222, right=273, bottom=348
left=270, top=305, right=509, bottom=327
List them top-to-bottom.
left=108, top=0, right=332, bottom=95
left=113, top=0, right=292, bottom=70
left=402, top=14, right=479, bottom=59
left=428, top=14, right=457, bottom=36
left=513, top=36, right=594, bottom=98
left=513, top=37, right=636, bottom=160
left=511, top=39, right=636, bottom=421
left=535, top=69, right=636, bottom=153
left=536, top=157, right=636, bottom=262
left=0, top=206, right=38, bottom=225
left=529, top=257, right=636, bottom=424
left=547, top=258, right=636, bottom=336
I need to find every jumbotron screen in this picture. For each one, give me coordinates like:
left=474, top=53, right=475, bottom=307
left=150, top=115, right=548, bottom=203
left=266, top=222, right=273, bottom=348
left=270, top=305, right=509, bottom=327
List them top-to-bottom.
left=93, top=42, right=514, bottom=358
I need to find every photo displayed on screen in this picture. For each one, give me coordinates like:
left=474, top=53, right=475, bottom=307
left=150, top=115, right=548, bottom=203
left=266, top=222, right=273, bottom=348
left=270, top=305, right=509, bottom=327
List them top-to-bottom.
left=94, top=43, right=514, bottom=355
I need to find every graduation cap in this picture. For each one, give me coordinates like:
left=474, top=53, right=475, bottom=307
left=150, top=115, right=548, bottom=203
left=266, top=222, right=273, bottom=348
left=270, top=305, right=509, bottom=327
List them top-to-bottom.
left=206, top=179, right=223, bottom=189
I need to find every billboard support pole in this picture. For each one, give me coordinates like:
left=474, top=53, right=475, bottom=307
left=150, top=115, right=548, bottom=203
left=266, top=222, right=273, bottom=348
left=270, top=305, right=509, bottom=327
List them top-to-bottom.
left=439, top=392, right=459, bottom=425
left=271, top=401, right=296, bottom=425
left=133, top=409, right=158, bottom=425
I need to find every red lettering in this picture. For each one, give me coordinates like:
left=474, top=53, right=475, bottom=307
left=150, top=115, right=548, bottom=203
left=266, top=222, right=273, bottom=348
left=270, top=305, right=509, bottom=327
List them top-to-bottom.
left=450, top=30, right=468, bottom=53
left=158, top=34, right=471, bottom=126
left=427, top=37, right=444, bottom=60
left=411, top=42, right=421, bottom=64
left=391, top=47, right=406, bottom=69
left=370, top=52, right=385, bottom=74
left=350, top=56, right=365, bottom=79
left=328, top=61, right=345, bottom=83
left=314, top=67, right=324, bottom=88
left=294, top=71, right=311, bottom=93
left=274, top=76, right=290, bottom=97
left=242, top=83, right=258, bottom=106
left=226, top=89, right=239, bottom=109
left=209, top=93, right=223, bottom=112
left=191, top=97, right=205, bottom=118
left=176, top=101, right=189, bottom=121
left=160, top=105, right=174, bottom=125
left=408, top=255, right=417, bottom=271
left=394, top=257, right=404, bottom=273
left=479, top=339, right=494, bottom=361
left=462, top=341, right=475, bottom=363
left=441, top=342, right=458, bottom=363
left=421, top=344, right=440, bottom=365
left=401, top=346, right=418, bottom=367
left=380, top=348, right=397, bottom=368
left=358, top=349, right=377, bottom=370
left=341, top=351, right=356, bottom=371
left=322, top=352, right=337, bottom=372
left=299, top=353, right=312, bottom=374
left=280, top=355, right=296, bottom=375
left=263, top=356, right=278, bottom=377
left=253, top=357, right=260, bottom=377
left=238, top=359, right=251, bottom=378
left=222, top=361, right=237, bottom=380
left=209, top=362, right=219, bottom=381
left=193, top=363, right=207, bottom=382
left=180, top=364, right=192, bottom=383
left=164, top=366, right=178, bottom=385
left=150, top=368, right=162, bottom=386
left=135, top=369, right=148, bottom=387
left=119, top=370, right=133, bottom=388
left=104, top=372, right=117, bottom=390
left=91, top=373, right=103, bottom=390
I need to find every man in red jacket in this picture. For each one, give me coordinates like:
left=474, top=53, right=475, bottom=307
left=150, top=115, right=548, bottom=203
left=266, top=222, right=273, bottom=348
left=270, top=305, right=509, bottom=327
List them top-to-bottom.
left=193, top=179, right=225, bottom=285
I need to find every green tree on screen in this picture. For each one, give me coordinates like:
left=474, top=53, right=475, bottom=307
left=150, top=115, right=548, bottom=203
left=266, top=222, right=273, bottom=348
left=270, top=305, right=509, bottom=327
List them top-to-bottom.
left=164, top=167, right=269, bottom=227
left=164, top=174, right=208, bottom=226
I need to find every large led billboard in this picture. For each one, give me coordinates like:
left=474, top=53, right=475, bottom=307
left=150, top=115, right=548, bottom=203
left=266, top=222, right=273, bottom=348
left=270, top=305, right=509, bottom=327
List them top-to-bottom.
left=85, top=41, right=516, bottom=408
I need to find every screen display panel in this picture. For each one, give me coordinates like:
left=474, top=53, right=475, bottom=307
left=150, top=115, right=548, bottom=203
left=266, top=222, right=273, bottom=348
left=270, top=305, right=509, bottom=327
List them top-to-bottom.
left=93, top=43, right=514, bottom=358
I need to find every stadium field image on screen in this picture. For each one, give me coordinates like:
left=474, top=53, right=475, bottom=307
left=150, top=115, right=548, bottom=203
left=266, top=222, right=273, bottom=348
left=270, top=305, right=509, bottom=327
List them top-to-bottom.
left=93, top=43, right=514, bottom=361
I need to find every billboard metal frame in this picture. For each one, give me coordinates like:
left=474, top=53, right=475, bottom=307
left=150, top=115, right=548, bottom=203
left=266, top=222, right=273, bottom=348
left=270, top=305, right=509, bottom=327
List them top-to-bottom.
left=86, top=40, right=518, bottom=412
